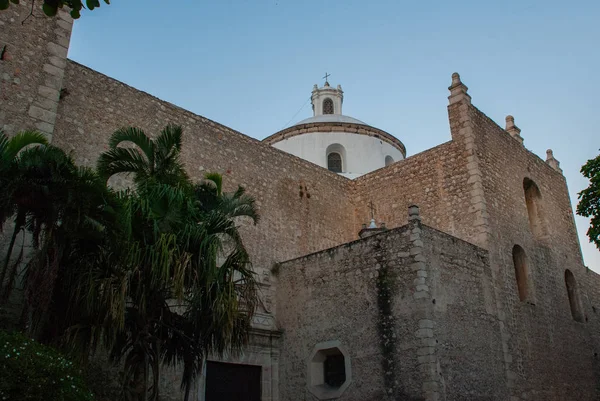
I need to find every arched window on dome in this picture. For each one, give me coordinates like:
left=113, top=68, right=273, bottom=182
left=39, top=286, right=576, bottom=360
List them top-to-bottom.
left=323, top=98, right=334, bottom=115
left=326, top=144, right=346, bottom=173
left=328, top=152, right=342, bottom=173
left=385, top=156, right=394, bottom=166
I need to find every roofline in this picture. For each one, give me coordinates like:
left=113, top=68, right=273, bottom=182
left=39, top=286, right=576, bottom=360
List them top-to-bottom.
left=263, top=122, right=406, bottom=157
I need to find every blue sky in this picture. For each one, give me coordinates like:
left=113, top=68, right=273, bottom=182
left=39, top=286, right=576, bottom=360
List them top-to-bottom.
left=68, top=0, right=600, bottom=271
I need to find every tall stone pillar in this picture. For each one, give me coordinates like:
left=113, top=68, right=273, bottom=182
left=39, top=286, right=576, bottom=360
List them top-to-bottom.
left=0, top=1, right=73, bottom=141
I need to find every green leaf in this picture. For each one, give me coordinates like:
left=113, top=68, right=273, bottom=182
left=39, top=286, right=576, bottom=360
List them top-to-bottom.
left=0, top=0, right=10, bottom=11
left=10, top=0, right=19, bottom=5
left=86, top=0, right=99, bottom=10
left=42, top=3, right=58, bottom=16
left=70, top=8, right=81, bottom=18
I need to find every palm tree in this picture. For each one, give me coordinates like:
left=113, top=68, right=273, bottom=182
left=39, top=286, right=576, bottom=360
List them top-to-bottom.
left=60, top=125, right=259, bottom=401
left=97, top=125, right=188, bottom=189
left=0, top=130, right=49, bottom=299
left=0, top=130, right=48, bottom=173
left=0, top=138, right=115, bottom=341
left=21, top=162, right=116, bottom=336
left=194, top=172, right=259, bottom=223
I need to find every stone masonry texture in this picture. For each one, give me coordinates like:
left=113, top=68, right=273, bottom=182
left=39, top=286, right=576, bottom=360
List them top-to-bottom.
left=0, top=1, right=72, bottom=140
left=2, top=4, right=600, bottom=400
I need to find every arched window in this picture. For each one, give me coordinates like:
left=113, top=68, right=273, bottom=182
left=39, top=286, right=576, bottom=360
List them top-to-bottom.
left=323, top=98, right=334, bottom=115
left=326, top=143, right=346, bottom=173
left=328, top=152, right=342, bottom=173
left=385, top=156, right=394, bottom=166
left=523, top=178, right=547, bottom=238
left=512, top=245, right=530, bottom=302
left=565, top=269, right=584, bottom=322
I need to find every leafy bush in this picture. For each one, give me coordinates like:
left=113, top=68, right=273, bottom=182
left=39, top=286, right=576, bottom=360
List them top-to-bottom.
left=0, top=331, right=94, bottom=401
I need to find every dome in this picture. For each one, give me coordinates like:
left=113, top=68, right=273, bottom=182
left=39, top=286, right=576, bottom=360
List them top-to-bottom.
left=263, top=81, right=406, bottom=179
left=294, top=114, right=367, bottom=126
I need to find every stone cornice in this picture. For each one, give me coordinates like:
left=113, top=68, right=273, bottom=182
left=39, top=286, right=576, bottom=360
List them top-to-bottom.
left=263, top=122, right=406, bottom=157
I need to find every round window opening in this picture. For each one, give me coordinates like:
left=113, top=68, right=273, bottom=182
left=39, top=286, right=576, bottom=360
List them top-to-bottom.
left=307, top=341, right=352, bottom=400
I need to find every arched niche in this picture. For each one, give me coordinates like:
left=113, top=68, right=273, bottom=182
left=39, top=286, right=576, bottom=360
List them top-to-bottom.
left=523, top=178, right=548, bottom=238
left=512, top=245, right=531, bottom=302
left=565, top=269, right=584, bottom=322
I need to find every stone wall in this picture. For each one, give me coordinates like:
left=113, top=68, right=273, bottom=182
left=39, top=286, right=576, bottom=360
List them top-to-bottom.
left=0, top=1, right=72, bottom=140
left=52, top=60, right=360, bottom=328
left=468, top=100, right=600, bottom=400
left=352, top=139, right=478, bottom=245
left=276, top=213, right=511, bottom=401
left=275, top=223, right=421, bottom=401
left=425, top=227, right=506, bottom=400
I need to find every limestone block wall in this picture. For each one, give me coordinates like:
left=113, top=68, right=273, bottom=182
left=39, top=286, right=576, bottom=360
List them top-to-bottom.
left=0, top=1, right=72, bottom=139
left=52, top=61, right=358, bottom=323
left=470, top=103, right=600, bottom=400
left=351, top=139, right=476, bottom=245
left=276, top=216, right=512, bottom=401
left=275, top=224, right=423, bottom=401
left=424, top=227, right=506, bottom=400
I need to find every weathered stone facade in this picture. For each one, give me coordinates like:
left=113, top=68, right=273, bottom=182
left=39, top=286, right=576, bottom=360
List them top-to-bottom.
left=2, top=3, right=599, bottom=400
left=277, top=211, right=505, bottom=400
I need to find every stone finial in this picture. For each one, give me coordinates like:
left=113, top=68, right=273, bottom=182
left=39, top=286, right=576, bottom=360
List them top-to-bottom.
left=448, top=72, right=471, bottom=105
left=451, top=72, right=461, bottom=86
left=313, top=84, right=318, bottom=91
left=337, top=84, right=343, bottom=91
left=505, top=115, right=523, bottom=145
left=546, top=149, right=563, bottom=173
left=408, top=205, right=421, bottom=221
left=358, top=220, right=387, bottom=239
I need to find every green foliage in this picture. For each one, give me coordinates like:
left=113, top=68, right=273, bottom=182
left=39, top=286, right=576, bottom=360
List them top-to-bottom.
left=0, top=0, right=109, bottom=19
left=0, top=0, right=20, bottom=12
left=0, top=125, right=259, bottom=401
left=97, top=125, right=188, bottom=188
left=62, top=126, right=257, bottom=401
left=0, top=131, right=112, bottom=323
left=577, top=151, right=600, bottom=250
left=0, top=330, right=94, bottom=401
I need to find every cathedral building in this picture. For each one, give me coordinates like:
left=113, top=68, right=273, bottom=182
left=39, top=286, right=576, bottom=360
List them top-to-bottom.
left=1, top=4, right=600, bottom=401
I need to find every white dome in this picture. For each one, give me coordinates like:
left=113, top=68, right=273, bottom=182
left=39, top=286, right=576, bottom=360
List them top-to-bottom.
left=264, top=82, right=406, bottom=179
left=294, top=114, right=367, bottom=126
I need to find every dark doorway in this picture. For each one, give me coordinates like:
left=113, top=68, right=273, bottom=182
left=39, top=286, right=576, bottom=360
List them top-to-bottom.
left=205, top=361, right=262, bottom=401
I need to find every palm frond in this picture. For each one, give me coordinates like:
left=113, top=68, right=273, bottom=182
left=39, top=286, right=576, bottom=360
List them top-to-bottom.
left=156, top=124, right=183, bottom=155
left=109, top=127, right=155, bottom=169
left=0, top=130, right=48, bottom=165
left=97, top=147, right=150, bottom=181
left=203, top=172, right=223, bottom=196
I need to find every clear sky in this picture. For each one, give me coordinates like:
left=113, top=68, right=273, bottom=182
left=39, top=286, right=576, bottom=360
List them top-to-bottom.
left=68, top=0, right=600, bottom=271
